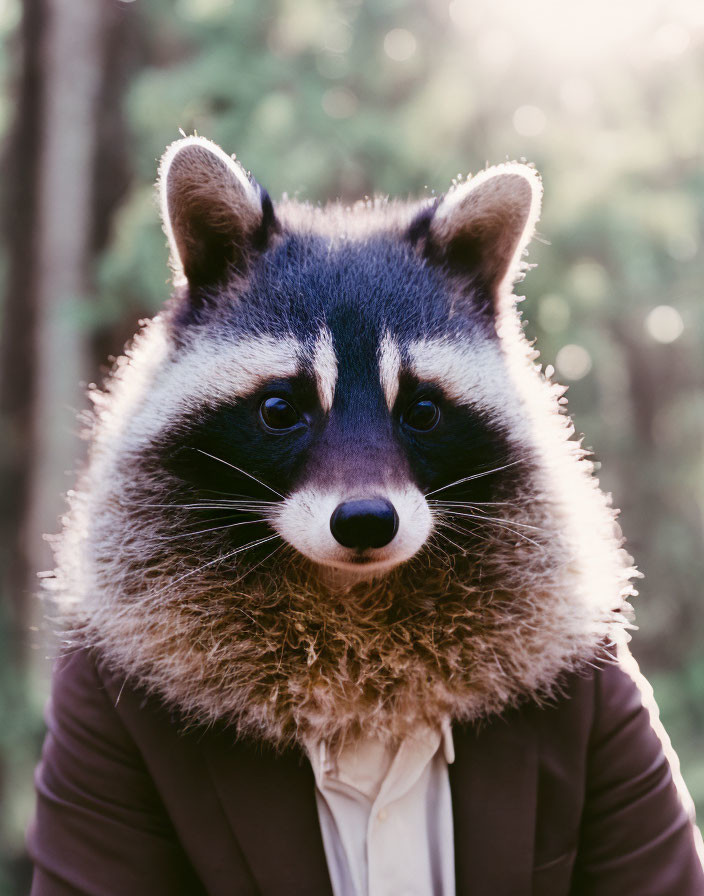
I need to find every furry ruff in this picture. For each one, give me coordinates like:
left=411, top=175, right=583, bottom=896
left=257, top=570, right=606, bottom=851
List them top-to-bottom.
left=50, top=317, right=636, bottom=750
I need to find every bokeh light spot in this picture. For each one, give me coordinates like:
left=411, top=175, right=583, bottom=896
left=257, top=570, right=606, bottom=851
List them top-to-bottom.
left=322, top=20, right=353, bottom=54
left=651, top=23, right=690, bottom=59
left=383, top=28, right=417, bottom=62
left=645, top=305, right=684, bottom=343
left=556, top=344, right=593, bottom=380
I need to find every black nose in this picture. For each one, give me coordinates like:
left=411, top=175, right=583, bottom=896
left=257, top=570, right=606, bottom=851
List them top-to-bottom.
left=330, top=498, right=399, bottom=550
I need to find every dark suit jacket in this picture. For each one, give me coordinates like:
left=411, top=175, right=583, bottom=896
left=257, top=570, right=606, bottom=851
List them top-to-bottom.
left=28, top=648, right=704, bottom=895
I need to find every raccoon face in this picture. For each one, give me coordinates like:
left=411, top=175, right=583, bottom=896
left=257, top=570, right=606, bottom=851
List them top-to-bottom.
left=102, top=137, right=541, bottom=586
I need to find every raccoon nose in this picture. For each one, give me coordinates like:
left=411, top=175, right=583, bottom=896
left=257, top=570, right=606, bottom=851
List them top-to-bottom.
left=330, top=498, right=399, bottom=550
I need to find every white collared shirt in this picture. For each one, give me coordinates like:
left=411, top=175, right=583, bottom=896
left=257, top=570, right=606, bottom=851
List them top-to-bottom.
left=305, top=722, right=456, bottom=896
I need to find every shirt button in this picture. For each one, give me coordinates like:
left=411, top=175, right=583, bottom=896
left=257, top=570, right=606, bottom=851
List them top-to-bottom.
left=377, top=808, right=388, bottom=822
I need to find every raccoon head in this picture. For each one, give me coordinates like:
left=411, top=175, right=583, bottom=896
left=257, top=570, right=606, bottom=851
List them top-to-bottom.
left=54, top=137, right=634, bottom=747
left=151, top=137, right=542, bottom=581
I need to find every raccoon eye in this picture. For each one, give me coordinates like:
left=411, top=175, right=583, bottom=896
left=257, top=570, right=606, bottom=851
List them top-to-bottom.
left=259, top=396, right=301, bottom=431
left=402, top=398, right=440, bottom=432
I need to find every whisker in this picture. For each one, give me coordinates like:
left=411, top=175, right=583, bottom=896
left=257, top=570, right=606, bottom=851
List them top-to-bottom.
left=193, top=449, right=286, bottom=500
left=424, top=460, right=524, bottom=498
left=197, top=486, right=274, bottom=501
left=428, top=500, right=518, bottom=509
left=133, top=501, right=278, bottom=510
left=431, top=503, right=495, bottom=519
left=165, top=511, right=262, bottom=527
left=437, top=511, right=544, bottom=532
left=439, top=513, right=543, bottom=547
left=158, top=518, right=270, bottom=542
left=434, top=518, right=492, bottom=546
left=486, top=525, right=542, bottom=548
left=431, top=527, right=469, bottom=555
left=151, top=534, right=280, bottom=596
left=423, top=537, right=453, bottom=567
left=227, top=541, right=285, bottom=588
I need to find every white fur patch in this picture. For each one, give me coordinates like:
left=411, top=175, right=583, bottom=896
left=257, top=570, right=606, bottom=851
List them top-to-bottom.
left=496, top=312, right=639, bottom=623
left=90, top=320, right=303, bottom=459
left=312, top=328, right=337, bottom=412
left=378, top=332, right=402, bottom=410
left=407, top=335, right=531, bottom=441
left=273, top=484, right=432, bottom=577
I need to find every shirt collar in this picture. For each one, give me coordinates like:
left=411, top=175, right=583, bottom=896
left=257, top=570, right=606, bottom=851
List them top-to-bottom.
left=441, top=717, right=456, bottom=764
left=304, top=719, right=455, bottom=791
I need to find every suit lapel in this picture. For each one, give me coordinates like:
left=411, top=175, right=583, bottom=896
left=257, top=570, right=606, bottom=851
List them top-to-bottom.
left=203, top=709, right=537, bottom=896
left=450, top=709, right=538, bottom=896
left=204, top=730, right=333, bottom=896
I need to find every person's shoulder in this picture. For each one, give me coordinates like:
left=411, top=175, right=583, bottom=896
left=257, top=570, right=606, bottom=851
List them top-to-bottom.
left=47, top=645, right=142, bottom=756
left=50, top=645, right=110, bottom=717
left=566, top=647, right=667, bottom=748
left=536, top=649, right=648, bottom=716
left=519, top=651, right=650, bottom=756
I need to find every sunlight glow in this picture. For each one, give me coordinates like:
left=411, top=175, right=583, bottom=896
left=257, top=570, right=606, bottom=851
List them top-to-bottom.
left=448, top=0, right=704, bottom=67
left=651, top=22, right=691, bottom=59
left=559, top=78, right=596, bottom=113
left=513, top=105, right=546, bottom=137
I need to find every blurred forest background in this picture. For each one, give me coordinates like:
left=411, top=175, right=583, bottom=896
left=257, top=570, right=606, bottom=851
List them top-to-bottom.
left=0, top=0, right=703, bottom=890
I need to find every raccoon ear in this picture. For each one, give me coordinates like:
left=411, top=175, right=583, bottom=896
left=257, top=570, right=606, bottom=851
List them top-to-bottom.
left=158, top=136, right=277, bottom=289
left=419, top=163, right=542, bottom=311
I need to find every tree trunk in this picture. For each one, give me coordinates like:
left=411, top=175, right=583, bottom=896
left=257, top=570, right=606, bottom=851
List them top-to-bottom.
left=0, top=0, right=140, bottom=655
left=0, top=0, right=46, bottom=660
left=27, top=0, right=106, bottom=604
